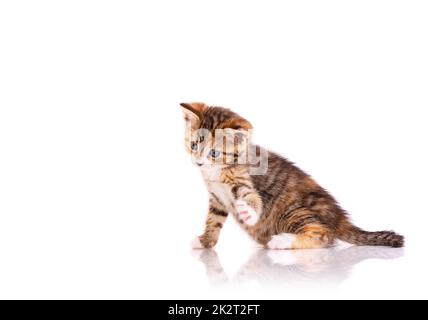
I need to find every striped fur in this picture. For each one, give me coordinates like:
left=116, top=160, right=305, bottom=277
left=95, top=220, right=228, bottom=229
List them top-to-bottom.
left=181, top=103, right=404, bottom=249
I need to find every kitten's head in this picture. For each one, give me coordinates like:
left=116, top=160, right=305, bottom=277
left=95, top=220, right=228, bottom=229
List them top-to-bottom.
left=180, top=102, right=252, bottom=170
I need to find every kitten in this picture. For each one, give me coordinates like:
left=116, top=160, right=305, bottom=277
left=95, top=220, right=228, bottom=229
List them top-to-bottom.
left=180, top=102, right=404, bottom=250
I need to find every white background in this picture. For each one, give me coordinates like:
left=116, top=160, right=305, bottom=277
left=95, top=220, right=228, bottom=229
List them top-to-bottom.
left=0, top=1, right=427, bottom=299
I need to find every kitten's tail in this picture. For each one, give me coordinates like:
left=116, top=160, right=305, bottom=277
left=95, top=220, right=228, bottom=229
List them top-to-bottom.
left=337, top=218, right=404, bottom=248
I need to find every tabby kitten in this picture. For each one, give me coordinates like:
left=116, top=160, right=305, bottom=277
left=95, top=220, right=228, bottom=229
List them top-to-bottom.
left=180, top=102, right=404, bottom=250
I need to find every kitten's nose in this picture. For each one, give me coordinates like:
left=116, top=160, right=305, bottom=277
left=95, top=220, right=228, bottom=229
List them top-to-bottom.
left=195, top=159, right=204, bottom=166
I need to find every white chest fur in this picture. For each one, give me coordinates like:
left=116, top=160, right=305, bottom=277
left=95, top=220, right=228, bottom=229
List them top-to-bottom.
left=201, top=167, right=235, bottom=212
left=201, top=167, right=260, bottom=227
left=207, top=181, right=235, bottom=212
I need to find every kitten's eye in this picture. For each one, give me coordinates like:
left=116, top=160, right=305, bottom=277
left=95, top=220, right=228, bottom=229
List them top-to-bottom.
left=190, top=142, right=198, bottom=151
left=209, top=149, right=221, bottom=158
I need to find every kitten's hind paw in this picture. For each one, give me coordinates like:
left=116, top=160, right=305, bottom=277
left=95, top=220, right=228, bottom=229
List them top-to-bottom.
left=236, top=200, right=259, bottom=226
left=267, top=233, right=296, bottom=250
left=191, top=236, right=205, bottom=249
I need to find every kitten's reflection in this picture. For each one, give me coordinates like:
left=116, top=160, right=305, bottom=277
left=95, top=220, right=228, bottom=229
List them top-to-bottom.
left=192, top=246, right=404, bottom=286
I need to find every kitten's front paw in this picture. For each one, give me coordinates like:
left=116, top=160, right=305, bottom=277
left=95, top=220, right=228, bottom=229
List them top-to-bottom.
left=235, top=200, right=259, bottom=226
left=191, top=236, right=205, bottom=249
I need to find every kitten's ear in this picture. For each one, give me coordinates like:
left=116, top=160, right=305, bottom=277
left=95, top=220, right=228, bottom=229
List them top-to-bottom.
left=180, top=102, right=207, bottom=129
left=219, top=117, right=252, bottom=131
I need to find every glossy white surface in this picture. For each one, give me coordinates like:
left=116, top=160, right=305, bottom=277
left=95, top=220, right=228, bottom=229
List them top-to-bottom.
left=193, top=246, right=404, bottom=288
